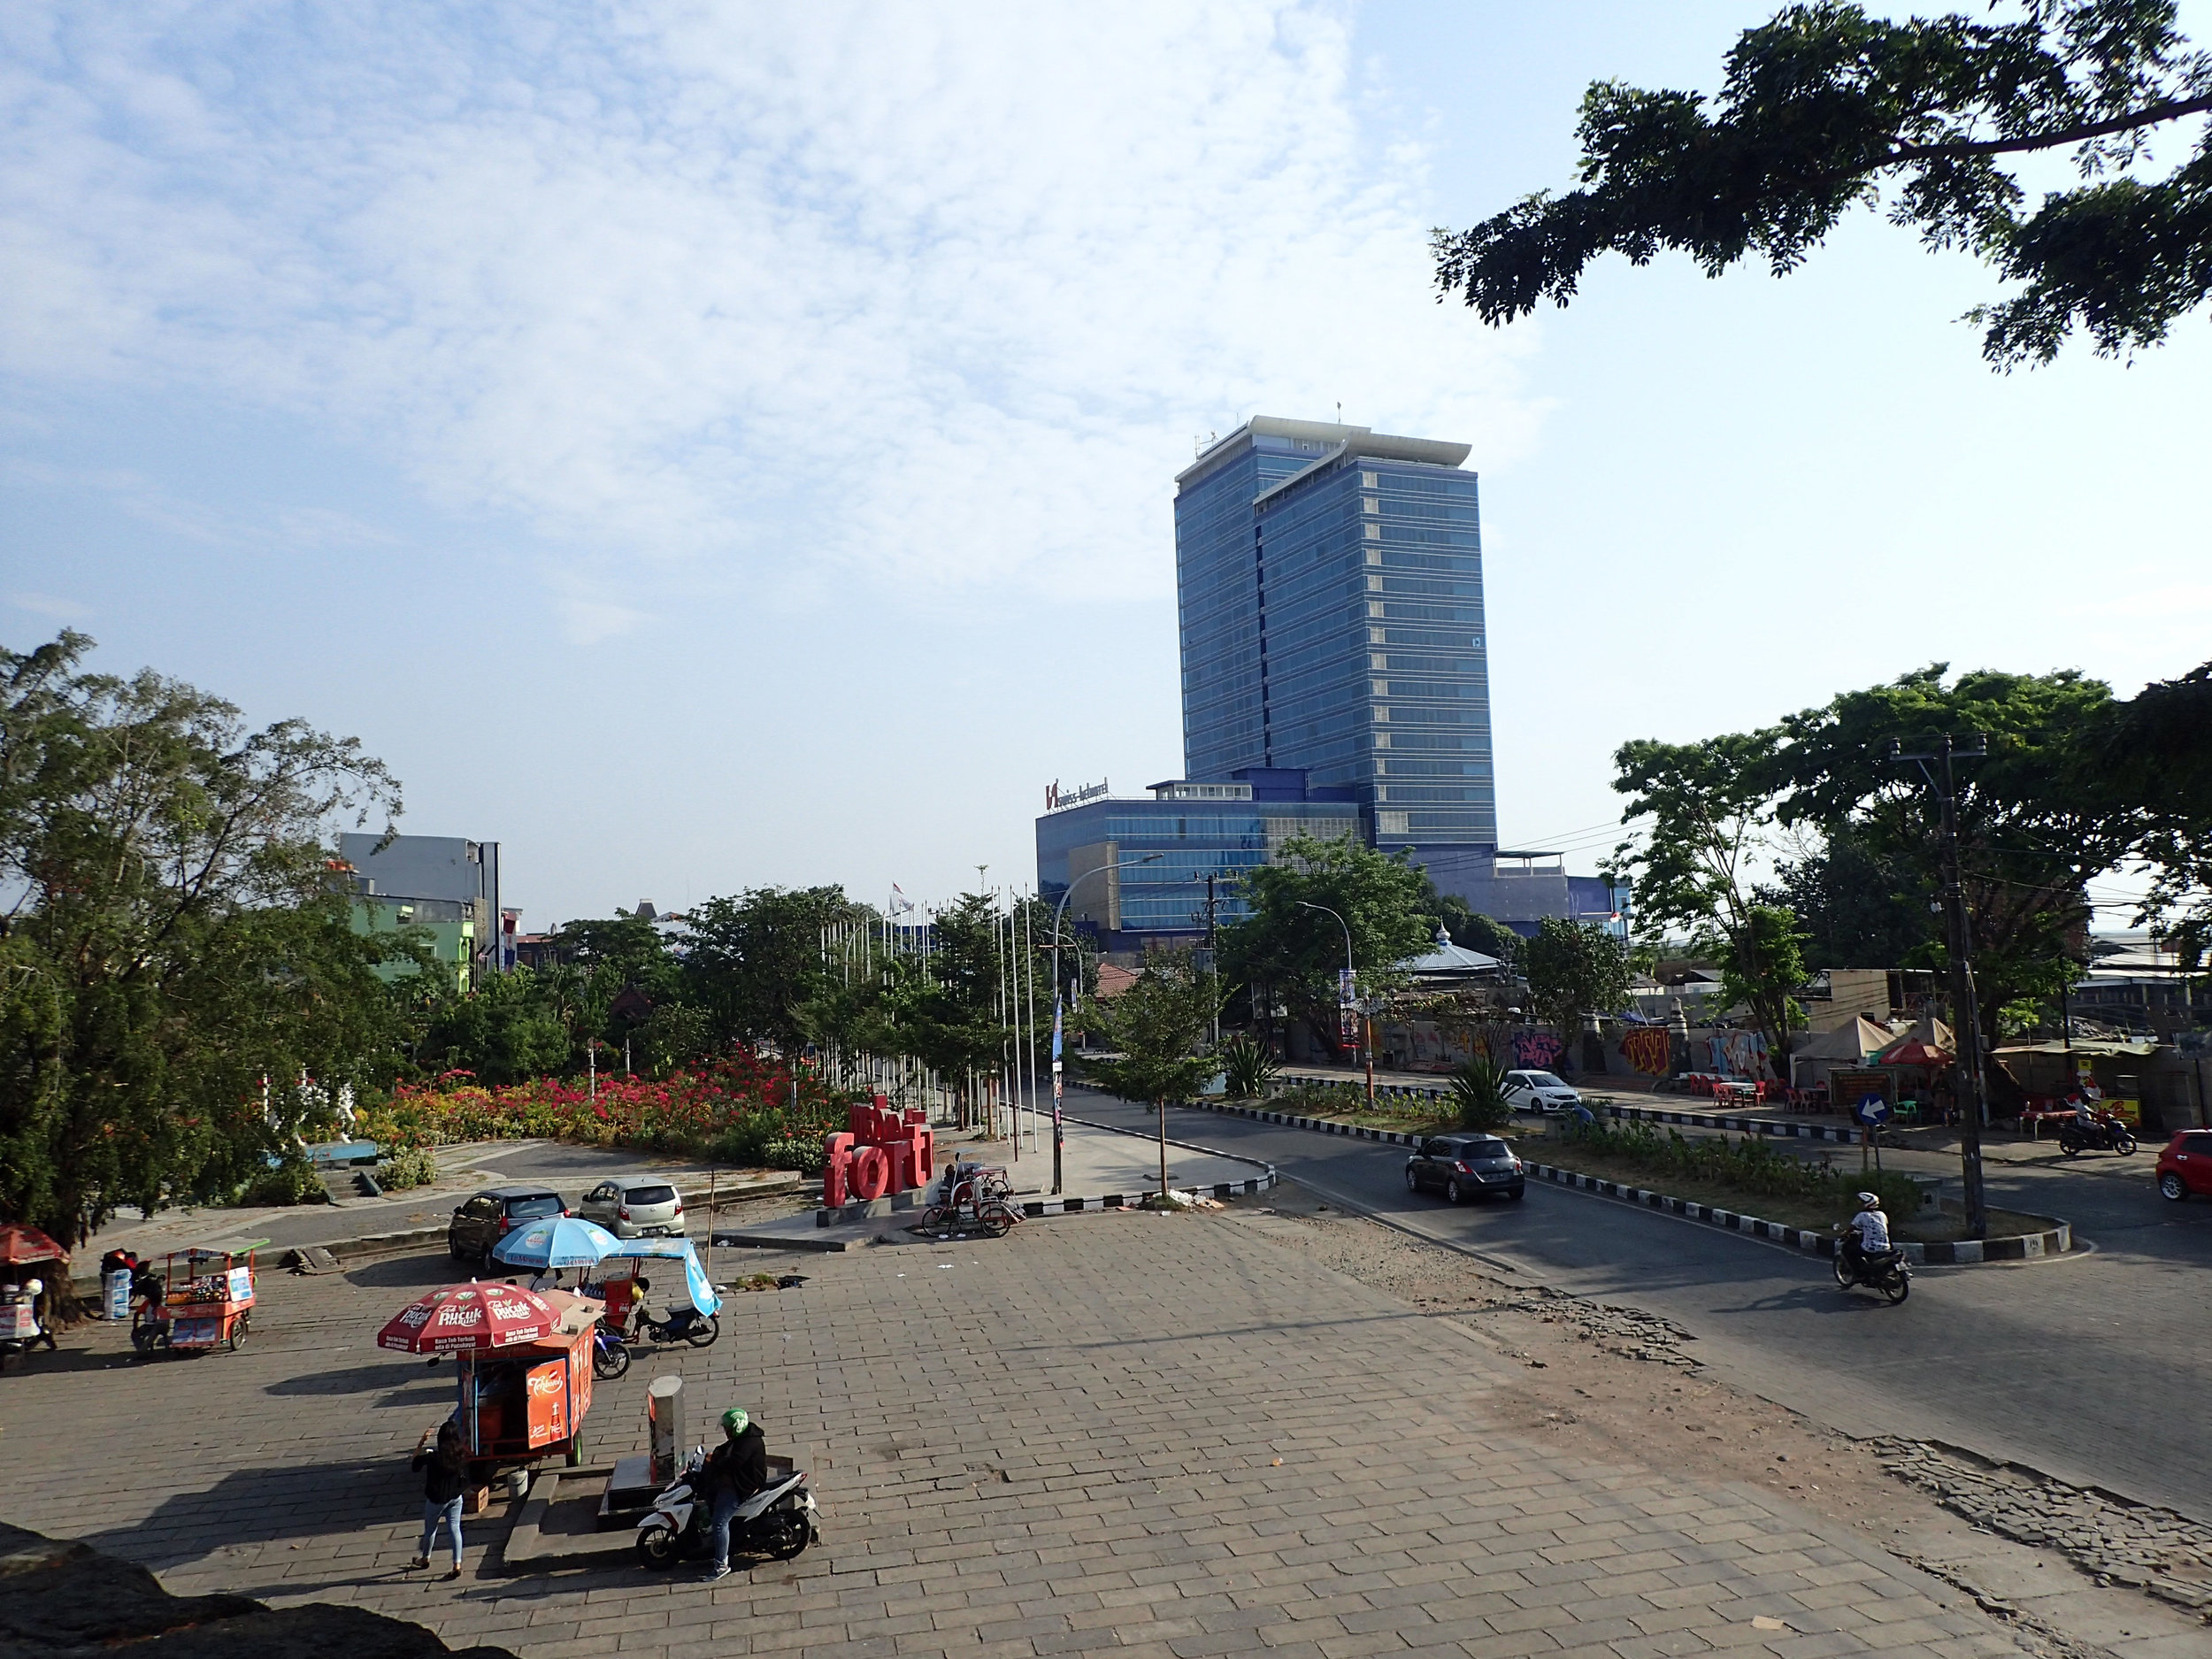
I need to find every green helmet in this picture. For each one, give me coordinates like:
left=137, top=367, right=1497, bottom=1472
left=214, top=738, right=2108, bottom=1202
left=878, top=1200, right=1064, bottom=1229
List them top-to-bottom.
left=720, top=1407, right=749, bottom=1438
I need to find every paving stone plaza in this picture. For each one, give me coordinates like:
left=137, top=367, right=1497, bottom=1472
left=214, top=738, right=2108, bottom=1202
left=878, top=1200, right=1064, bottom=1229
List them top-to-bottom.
left=2, top=1204, right=2037, bottom=1658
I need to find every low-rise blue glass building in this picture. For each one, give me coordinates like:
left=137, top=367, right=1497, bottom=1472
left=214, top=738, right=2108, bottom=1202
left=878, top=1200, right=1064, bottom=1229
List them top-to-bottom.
left=1034, top=769, right=1359, bottom=953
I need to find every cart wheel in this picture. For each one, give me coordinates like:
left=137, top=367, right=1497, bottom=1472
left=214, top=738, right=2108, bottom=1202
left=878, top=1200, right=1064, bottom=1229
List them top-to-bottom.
left=228, top=1315, right=249, bottom=1351
left=566, top=1435, right=584, bottom=1469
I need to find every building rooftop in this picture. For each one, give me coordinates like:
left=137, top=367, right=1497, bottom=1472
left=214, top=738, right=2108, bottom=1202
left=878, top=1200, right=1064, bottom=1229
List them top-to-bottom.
left=1176, top=415, right=1472, bottom=492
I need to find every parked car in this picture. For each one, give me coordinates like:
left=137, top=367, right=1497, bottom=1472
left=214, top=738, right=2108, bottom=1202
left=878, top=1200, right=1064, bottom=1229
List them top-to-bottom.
left=1502, top=1070, right=1582, bottom=1114
left=2156, top=1130, right=2212, bottom=1202
left=1405, top=1134, right=1525, bottom=1203
left=578, top=1177, right=686, bottom=1240
left=449, top=1185, right=569, bottom=1264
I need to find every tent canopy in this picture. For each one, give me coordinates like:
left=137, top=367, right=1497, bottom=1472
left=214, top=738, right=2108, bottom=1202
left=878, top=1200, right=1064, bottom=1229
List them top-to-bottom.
left=1793, top=1017, right=1901, bottom=1064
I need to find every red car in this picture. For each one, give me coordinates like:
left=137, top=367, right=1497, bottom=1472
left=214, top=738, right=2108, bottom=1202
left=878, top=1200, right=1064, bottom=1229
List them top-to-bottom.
left=2156, top=1131, right=2212, bottom=1202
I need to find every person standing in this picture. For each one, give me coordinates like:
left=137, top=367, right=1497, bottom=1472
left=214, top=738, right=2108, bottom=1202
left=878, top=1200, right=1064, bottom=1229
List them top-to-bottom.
left=410, top=1422, right=469, bottom=1579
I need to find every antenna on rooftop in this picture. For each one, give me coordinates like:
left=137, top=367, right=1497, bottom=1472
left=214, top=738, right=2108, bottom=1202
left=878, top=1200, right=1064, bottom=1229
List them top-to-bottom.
left=1335, top=401, right=1342, bottom=423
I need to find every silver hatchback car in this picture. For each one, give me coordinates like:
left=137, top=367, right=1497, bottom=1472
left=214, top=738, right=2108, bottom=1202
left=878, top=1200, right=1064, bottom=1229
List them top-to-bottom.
left=578, top=1177, right=685, bottom=1239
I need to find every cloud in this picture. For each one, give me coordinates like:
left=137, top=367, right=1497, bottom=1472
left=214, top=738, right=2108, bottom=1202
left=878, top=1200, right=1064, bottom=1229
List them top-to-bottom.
left=0, top=2, right=1541, bottom=606
left=7, top=591, right=90, bottom=621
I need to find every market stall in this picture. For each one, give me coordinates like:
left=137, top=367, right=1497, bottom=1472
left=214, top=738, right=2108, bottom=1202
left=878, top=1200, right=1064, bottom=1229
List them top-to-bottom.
left=132, top=1234, right=266, bottom=1356
left=377, top=1283, right=601, bottom=1471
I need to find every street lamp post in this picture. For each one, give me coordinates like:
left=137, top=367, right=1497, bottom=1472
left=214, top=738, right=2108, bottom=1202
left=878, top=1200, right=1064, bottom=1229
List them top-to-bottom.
left=1048, top=854, right=1164, bottom=1194
left=1297, top=901, right=1372, bottom=1113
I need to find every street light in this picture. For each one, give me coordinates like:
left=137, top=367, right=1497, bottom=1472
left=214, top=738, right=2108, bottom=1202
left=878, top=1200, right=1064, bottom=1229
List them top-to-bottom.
left=1048, top=853, right=1164, bottom=1194
left=1296, top=901, right=1373, bottom=1113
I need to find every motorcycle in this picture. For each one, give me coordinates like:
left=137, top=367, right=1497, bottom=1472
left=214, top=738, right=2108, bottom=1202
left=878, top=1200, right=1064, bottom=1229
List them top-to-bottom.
left=2056, top=1106, right=2134, bottom=1158
left=1832, top=1235, right=1912, bottom=1303
left=636, top=1304, right=719, bottom=1348
left=592, top=1323, right=631, bottom=1379
left=634, top=1447, right=818, bottom=1570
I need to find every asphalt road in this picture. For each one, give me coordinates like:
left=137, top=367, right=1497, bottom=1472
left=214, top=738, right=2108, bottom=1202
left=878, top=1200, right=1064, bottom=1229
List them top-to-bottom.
left=1079, top=1086, right=2212, bottom=1523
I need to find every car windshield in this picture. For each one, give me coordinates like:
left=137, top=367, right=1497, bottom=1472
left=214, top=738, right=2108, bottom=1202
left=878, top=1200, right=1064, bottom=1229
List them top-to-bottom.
left=1524, top=1073, right=1568, bottom=1090
left=626, top=1185, right=677, bottom=1206
left=506, top=1195, right=563, bottom=1220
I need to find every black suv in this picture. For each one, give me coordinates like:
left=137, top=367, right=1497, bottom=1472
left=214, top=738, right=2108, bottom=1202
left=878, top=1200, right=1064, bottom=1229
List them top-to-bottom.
left=1405, top=1135, right=1525, bottom=1203
left=448, top=1185, right=569, bottom=1266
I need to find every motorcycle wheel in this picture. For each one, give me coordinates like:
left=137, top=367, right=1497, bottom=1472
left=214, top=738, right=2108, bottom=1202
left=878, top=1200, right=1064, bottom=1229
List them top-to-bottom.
left=2115, top=1135, right=2135, bottom=1156
left=2060, top=1139, right=2081, bottom=1158
left=1832, top=1253, right=1855, bottom=1288
left=1881, top=1268, right=1911, bottom=1305
left=683, top=1315, right=720, bottom=1349
left=594, top=1341, right=630, bottom=1380
left=764, top=1517, right=809, bottom=1561
left=635, top=1525, right=680, bottom=1571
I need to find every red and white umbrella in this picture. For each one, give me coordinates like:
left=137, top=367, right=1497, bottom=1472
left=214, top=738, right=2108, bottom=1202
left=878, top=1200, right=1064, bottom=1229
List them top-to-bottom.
left=0, top=1225, right=68, bottom=1266
left=376, top=1283, right=560, bottom=1354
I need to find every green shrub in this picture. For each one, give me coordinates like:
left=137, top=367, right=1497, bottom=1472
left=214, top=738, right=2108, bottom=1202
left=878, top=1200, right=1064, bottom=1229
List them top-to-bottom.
left=1218, top=1035, right=1278, bottom=1099
left=1449, top=1057, right=1512, bottom=1132
left=1273, top=1079, right=1369, bottom=1118
left=1556, top=1118, right=1921, bottom=1214
left=759, top=1133, right=828, bottom=1175
left=380, top=1146, right=437, bottom=1190
left=237, top=1160, right=325, bottom=1208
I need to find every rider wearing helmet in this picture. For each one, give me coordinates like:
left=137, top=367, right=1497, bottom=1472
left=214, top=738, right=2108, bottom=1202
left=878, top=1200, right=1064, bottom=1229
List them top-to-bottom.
left=1842, top=1192, right=1890, bottom=1275
left=700, top=1406, right=768, bottom=1579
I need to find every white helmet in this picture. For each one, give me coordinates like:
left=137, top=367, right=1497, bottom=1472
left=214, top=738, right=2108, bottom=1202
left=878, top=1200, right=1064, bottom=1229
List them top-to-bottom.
left=1855, top=1192, right=1882, bottom=1210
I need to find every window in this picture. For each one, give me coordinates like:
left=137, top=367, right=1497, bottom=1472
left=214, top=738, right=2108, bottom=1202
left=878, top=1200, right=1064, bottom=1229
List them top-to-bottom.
left=1361, top=472, right=1379, bottom=488
left=1361, top=495, right=1379, bottom=515
left=1363, top=522, right=1381, bottom=540
left=1366, top=573, right=1383, bottom=592
left=1367, top=601, right=1385, bottom=618
left=1368, top=627, right=1386, bottom=644
left=1371, top=679, right=1388, bottom=695
left=1373, top=704, right=1390, bottom=721
left=1374, top=733, right=1391, bottom=749
left=1378, top=810, right=1409, bottom=835
left=624, top=1184, right=678, bottom=1206
left=505, top=1194, right=564, bottom=1220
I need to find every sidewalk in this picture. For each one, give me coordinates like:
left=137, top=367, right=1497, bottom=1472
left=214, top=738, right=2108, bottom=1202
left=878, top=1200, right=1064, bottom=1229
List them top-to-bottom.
left=0, top=1184, right=2143, bottom=1656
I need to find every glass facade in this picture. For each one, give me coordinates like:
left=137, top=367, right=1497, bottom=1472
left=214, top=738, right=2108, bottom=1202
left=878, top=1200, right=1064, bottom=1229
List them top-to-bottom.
left=1175, top=419, right=1497, bottom=854
left=1034, top=780, right=1360, bottom=950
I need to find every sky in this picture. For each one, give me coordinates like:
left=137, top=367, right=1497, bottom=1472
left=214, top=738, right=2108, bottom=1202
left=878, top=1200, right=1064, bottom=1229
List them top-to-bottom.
left=6, top=1, right=2208, bottom=929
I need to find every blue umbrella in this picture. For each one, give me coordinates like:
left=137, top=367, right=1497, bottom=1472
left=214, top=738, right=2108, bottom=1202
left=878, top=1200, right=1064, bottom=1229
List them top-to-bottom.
left=491, top=1214, right=624, bottom=1270
left=602, top=1234, right=722, bottom=1317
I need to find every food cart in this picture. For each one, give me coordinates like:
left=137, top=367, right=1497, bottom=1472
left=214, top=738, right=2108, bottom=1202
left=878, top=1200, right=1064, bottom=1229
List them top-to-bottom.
left=133, top=1234, right=265, bottom=1356
left=377, top=1284, right=600, bottom=1471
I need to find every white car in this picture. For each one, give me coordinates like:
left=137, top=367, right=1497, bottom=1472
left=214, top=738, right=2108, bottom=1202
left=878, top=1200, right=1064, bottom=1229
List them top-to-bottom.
left=1502, top=1070, right=1582, bottom=1114
left=578, top=1177, right=686, bottom=1240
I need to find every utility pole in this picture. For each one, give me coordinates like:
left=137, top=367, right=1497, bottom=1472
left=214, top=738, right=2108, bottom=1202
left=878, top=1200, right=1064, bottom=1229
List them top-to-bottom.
left=1886, top=733, right=1990, bottom=1239
left=1297, top=900, right=1372, bottom=1114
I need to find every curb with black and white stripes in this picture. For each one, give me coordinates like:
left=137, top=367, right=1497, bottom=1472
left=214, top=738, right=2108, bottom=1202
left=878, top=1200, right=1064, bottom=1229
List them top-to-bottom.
left=1172, top=1096, right=2072, bottom=1265
left=1010, top=1114, right=1276, bottom=1217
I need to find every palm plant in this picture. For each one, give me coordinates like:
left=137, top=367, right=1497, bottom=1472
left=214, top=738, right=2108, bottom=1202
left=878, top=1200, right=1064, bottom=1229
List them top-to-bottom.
left=1217, top=1034, right=1278, bottom=1100
left=1449, top=1056, right=1512, bottom=1133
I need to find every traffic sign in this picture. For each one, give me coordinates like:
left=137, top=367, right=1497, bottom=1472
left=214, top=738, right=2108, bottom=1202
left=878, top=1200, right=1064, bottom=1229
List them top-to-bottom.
left=1853, top=1094, right=1893, bottom=1126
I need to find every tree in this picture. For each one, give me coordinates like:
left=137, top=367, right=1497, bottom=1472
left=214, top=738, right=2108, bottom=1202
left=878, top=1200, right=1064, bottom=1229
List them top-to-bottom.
left=1432, top=2, right=2212, bottom=365
left=0, top=634, right=409, bottom=1242
left=2086, top=659, right=2212, bottom=967
left=1771, top=665, right=2143, bottom=1073
left=1610, top=728, right=1808, bottom=1071
left=1755, top=829, right=1935, bottom=970
left=1217, top=835, right=1438, bottom=1057
left=1422, top=880, right=1522, bottom=968
left=681, top=886, right=862, bottom=1055
left=1521, top=919, right=1634, bottom=1076
left=1075, top=950, right=1225, bottom=1196
left=415, top=968, right=572, bottom=1085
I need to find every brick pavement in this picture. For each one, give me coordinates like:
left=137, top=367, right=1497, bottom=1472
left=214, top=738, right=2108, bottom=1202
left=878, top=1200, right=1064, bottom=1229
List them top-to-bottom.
left=0, top=1210, right=2034, bottom=1658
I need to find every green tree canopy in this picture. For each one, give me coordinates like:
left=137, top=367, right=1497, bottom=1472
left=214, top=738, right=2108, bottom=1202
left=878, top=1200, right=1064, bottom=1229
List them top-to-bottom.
left=1433, top=1, right=2212, bottom=365
left=1, top=634, right=411, bottom=1241
left=1755, top=829, right=1934, bottom=970
left=1216, top=835, right=1437, bottom=1055
left=681, top=885, right=864, bottom=1055
left=1522, top=919, right=1634, bottom=1073
left=1076, top=950, right=1224, bottom=1109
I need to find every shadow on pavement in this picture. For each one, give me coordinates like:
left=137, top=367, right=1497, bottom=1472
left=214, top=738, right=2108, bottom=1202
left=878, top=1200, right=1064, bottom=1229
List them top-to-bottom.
left=342, top=1251, right=480, bottom=1291
left=265, top=1359, right=449, bottom=1400
left=85, top=1457, right=419, bottom=1572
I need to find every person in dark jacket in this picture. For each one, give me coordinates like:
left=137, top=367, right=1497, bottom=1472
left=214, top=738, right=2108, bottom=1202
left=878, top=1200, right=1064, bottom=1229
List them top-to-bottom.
left=699, top=1407, right=768, bottom=1579
left=410, top=1421, right=469, bottom=1578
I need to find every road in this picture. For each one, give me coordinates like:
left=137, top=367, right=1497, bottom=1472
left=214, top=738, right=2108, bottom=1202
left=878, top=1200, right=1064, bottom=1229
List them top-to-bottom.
left=1087, top=1086, right=2212, bottom=1522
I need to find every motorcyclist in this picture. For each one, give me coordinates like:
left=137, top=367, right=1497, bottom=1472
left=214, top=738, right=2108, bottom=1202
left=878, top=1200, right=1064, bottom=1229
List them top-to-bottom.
left=1841, top=1192, right=1891, bottom=1279
left=699, top=1406, right=768, bottom=1580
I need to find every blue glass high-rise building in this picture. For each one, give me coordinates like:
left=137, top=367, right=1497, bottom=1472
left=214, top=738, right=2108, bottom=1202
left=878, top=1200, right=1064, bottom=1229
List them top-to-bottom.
left=1176, top=416, right=1498, bottom=891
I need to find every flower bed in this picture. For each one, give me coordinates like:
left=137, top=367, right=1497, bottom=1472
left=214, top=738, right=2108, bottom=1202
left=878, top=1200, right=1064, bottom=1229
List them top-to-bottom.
left=357, top=1051, right=858, bottom=1174
left=1553, top=1117, right=1924, bottom=1222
